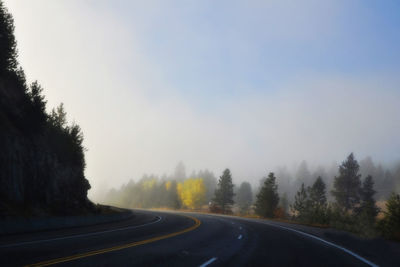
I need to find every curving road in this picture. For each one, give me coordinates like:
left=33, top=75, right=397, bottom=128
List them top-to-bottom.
left=1, top=210, right=398, bottom=266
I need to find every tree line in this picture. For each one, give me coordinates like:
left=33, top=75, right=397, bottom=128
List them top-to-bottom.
left=0, top=1, right=92, bottom=216
left=247, top=153, right=399, bottom=241
left=105, top=154, right=400, bottom=241
left=216, top=154, right=400, bottom=240
left=105, top=167, right=217, bottom=210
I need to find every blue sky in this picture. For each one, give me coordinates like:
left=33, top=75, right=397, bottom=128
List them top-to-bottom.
left=4, top=0, right=400, bottom=198
left=108, top=0, right=400, bottom=99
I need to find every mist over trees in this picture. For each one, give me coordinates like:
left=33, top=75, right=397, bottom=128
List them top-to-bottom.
left=103, top=153, right=400, bottom=213
left=107, top=153, right=398, bottom=240
left=287, top=153, right=398, bottom=239
left=102, top=154, right=400, bottom=239
left=270, top=156, right=400, bottom=203
left=104, top=163, right=218, bottom=210
left=236, top=182, right=253, bottom=215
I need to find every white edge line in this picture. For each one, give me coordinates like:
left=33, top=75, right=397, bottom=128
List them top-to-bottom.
left=196, top=213, right=378, bottom=267
left=0, top=216, right=162, bottom=248
left=262, top=222, right=379, bottom=267
left=238, top=234, right=242, bottom=240
left=199, top=257, right=217, bottom=267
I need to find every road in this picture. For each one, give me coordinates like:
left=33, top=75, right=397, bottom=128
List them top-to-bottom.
left=0, top=210, right=397, bottom=266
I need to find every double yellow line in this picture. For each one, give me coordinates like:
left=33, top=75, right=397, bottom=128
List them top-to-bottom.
left=26, top=215, right=201, bottom=267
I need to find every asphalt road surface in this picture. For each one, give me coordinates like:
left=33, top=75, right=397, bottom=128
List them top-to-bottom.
left=0, top=210, right=397, bottom=266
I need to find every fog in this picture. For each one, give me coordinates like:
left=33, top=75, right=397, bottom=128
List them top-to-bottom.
left=4, top=1, right=400, bottom=201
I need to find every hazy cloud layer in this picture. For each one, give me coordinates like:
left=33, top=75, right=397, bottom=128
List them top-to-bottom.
left=5, top=1, right=400, bottom=200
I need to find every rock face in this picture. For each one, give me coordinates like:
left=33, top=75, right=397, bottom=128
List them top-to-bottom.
left=0, top=2, right=92, bottom=217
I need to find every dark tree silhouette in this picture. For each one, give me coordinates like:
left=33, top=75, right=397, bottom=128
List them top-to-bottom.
left=0, top=1, right=17, bottom=74
left=0, top=1, right=92, bottom=216
left=27, top=81, right=47, bottom=131
left=49, top=103, right=67, bottom=129
left=331, top=153, right=362, bottom=212
left=213, top=169, right=235, bottom=214
left=255, top=172, right=279, bottom=218
left=356, top=175, right=379, bottom=224
left=308, top=176, right=328, bottom=223
left=309, top=176, right=327, bottom=208
left=291, top=183, right=308, bottom=220
left=379, top=193, right=400, bottom=240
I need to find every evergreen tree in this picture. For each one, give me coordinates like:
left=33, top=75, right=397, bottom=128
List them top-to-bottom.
left=0, top=0, right=18, bottom=75
left=0, top=1, right=92, bottom=215
left=28, top=81, right=47, bottom=129
left=49, top=103, right=68, bottom=129
left=331, top=153, right=362, bottom=212
left=213, top=169, right=235, bottom=213
left=255, top=172, right=279, bottom=218
left=356, top=175, right=379, bottom=224
left=308, top=176, right=328, bottom=223
left=309, top=176, right=327, bottom=208
left=236, top=182, right=253, bottom=214
left=291, top=183, right=309, bottom=220
left=379, top=193, right=400, bottom=240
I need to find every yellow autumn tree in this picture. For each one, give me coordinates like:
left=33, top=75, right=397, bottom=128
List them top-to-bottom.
left=177, top=178, right=206, bottom=209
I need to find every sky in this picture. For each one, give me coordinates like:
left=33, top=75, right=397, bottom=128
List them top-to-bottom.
left=4, top=0, right=400, bottom=200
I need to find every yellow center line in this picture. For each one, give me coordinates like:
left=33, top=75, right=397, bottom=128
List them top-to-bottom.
left=25, top=215, right=201, bottom=267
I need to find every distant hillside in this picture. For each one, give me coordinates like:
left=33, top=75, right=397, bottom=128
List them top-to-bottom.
left=0, top=1, right=92, bottom=217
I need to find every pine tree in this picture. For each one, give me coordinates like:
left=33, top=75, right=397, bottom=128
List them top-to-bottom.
left=0, top=1, right=18, bottom=75
left=28, top=81, right=47, bottom=130
left=49, top=103, right=68, bottom=129
left=331, top=153, right=362, bottom=212
left=213, top=169, right=235, bottom=213
left=255, top=172, right=279, bottom=218
left=356, top=175, right=379, bottom=224
left=308, top=176, right=327, bottom=223
left=309, top=176, right=327, bottom=208
left=236, top=182, right=253, bottom=214
left=291, top=183, right=309, bottom=220
left=379, top=193, right=400, bottom=240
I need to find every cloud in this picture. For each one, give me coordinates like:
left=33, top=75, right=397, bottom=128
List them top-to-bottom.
left=4, top=1, right=400, bottom=200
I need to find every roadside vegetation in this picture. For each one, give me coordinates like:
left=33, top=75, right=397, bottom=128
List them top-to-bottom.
left=0, top=1, right=93, bottom=217
left=105, top=154, right=400, bottom=241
